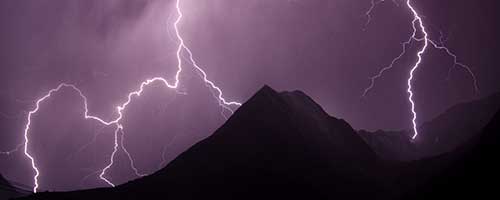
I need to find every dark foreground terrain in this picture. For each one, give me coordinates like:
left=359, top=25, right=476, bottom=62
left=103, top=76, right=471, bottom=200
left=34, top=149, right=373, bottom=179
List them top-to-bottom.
left=10, top=86, right=500, bottom=200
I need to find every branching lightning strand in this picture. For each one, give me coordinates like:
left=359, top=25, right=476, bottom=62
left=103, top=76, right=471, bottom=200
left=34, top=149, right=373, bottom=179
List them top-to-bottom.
left=2, top=0, right=240, bottom=193
left=362, top=0, right=479, bottom=139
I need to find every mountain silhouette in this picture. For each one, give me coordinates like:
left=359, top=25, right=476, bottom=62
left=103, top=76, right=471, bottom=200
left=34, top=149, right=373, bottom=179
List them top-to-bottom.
left=15, top=86, right=500, bottom=200
left=19, top=86, right=391, bottom=199
left=359, top=92, right=500, bottom=161
left=416, top=92, right=500, bottom=157
left=405, top=108, right=500, bottom=199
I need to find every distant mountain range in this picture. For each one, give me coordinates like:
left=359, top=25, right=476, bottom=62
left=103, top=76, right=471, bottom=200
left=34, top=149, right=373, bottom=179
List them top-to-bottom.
left=13, top=86, right=500, bottom=200
left=359, top=92, right=500, bottom=161
left=406, top=107, right=500, bottom=199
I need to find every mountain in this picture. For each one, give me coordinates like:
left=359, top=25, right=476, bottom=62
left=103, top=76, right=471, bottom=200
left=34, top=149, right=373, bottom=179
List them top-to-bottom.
left=19, top=85, right=393, bottom=199
left=16, top=86, right=500, bottom=200
left=359, top=92, right=500, bottom=161
left=416, top=92, right=500, bottom=157
left=406, top=108, right=500, bottom=199
left=358, top=129, right=416, bottom=161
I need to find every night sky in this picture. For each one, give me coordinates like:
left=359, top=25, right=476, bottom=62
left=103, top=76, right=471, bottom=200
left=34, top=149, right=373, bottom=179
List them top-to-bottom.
left=1, top=0, right=499, bottom=192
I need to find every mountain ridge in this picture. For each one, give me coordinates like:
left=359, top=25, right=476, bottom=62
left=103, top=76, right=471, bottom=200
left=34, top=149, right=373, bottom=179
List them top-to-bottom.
left=15, top=85, right=500, bottom=200
left=20, top=85, right=387, bottom=199
left=359, top=91, right=500, bottom=161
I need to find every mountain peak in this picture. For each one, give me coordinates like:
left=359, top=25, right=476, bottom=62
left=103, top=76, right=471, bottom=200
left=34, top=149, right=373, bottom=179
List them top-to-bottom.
left=258, top=84, right=276, bottom=94
left=19, top=85, right=379, bottom=199
left=221, top=85, right=376, bottom=161
left=241, top=85, right=332, bottom=122
left=15, top=88, right=500, bottom=200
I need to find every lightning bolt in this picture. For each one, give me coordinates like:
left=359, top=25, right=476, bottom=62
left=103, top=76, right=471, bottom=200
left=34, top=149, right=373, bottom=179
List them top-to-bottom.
left=2, top=0, right=240, bottom=193
left=362, top=0, right=479, bottom=139
left=406, top=0, right=428, bottom=140
left=98, top=125, right=121, bottom=187
left=120, top=128, right=147, bottom=177
left=0, top=143, right=24, bottom=156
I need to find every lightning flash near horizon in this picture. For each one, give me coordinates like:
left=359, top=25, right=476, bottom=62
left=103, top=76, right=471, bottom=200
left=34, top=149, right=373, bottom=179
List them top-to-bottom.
left=1, top=0, right=240, bottom=193
left=362, top=0, right=479, bottom=139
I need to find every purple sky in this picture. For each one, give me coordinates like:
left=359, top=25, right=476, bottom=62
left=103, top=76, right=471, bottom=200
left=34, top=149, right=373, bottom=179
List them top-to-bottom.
left=1, top=0, right=499, bottom=192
